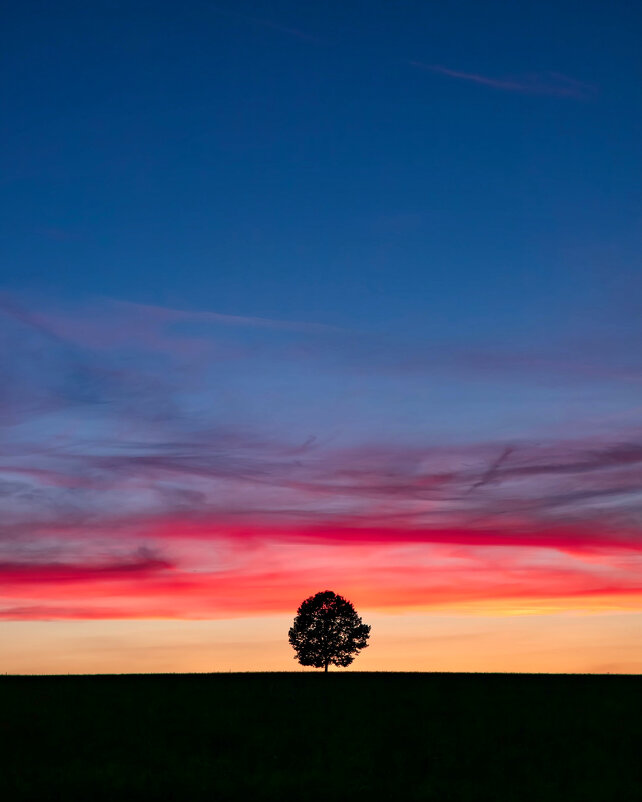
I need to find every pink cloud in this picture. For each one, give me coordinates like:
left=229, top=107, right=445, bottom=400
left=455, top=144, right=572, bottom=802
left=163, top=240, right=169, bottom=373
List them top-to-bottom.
left=410, top=62, right=596, bottom=99
left=1, top=292, right=640, bottom=623
left=2, top=534, right=641, bottom=621
left=0, top=554, right=173, bottom=585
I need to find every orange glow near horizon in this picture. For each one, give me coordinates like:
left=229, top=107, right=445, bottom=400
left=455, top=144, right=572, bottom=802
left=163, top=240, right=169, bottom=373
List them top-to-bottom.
left=2, top=526, right=642, bottom=675
left=2, top=527, right=641, bottom=621
left=3, top=610, right=641, bottom=676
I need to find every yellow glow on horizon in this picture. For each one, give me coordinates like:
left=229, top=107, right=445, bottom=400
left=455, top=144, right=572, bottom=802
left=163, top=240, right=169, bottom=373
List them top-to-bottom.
left=397, top=594, right=642, bottom=616
left=2, top=609, right=641, bottom=676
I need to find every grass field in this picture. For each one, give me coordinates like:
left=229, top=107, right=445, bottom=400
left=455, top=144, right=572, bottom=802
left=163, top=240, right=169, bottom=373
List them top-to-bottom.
left=1, top=672, right=640, bottom=800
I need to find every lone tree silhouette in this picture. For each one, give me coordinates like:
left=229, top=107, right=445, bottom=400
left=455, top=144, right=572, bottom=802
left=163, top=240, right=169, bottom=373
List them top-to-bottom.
left=288, top=590, right=371, bottom=672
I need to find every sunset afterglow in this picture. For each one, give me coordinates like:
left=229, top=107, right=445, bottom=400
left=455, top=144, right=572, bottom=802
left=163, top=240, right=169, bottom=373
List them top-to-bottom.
left=1, top=1, right=640, bottom=675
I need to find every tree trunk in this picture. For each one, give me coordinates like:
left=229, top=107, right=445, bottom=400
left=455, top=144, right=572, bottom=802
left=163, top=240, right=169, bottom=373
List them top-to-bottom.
left=324, top=660, right=329, bottom=673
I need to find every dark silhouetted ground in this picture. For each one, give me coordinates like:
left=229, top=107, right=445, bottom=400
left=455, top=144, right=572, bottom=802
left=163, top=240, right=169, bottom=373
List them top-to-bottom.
left=1, top=672, right=640, bottom=800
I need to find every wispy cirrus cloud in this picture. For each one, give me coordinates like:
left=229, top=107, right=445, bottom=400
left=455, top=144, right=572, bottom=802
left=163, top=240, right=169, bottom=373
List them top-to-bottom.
left=410, top=62, right=596, bottom=99
left=1, top=293, right=641, bottom=620
left=2, top=293, right=639, bottom=408
left=0, top=553, right=173, bottom=585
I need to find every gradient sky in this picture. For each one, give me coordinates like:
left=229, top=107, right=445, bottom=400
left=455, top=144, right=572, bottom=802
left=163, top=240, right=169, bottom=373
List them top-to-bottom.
left=1, top=0, right=641, bottom=674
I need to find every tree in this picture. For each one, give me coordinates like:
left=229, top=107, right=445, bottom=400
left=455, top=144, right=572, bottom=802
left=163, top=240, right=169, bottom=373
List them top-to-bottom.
left=288, top=590, right=371, bottom=672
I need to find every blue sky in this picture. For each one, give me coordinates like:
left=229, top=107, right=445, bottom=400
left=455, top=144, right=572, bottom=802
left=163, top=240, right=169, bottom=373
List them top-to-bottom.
left=1, top=0, right=639, bottom=340
left=1, top=0, right=640, bottom=449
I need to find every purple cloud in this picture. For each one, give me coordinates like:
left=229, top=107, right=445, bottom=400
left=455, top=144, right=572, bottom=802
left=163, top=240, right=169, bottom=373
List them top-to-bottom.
left=410, top=62, right=596, bottom=99
left=1, top=293, right=640, bottom=575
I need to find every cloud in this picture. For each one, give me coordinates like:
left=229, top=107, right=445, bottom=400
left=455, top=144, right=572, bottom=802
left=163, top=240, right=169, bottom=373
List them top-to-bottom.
left=410, top=62, right=596, bottom=99
left=0, top=293, right=339, bottom=355
left=1, top=293, right=641, bottom=620
left=2, top=294, right=639, bottom=421
left=2, top=424, right=641, bottom=542
left=2, top=534, right=641, bottom=620
left=0, top=548, right=173, bottom=585
left=0, top=604, right=134, bottom=620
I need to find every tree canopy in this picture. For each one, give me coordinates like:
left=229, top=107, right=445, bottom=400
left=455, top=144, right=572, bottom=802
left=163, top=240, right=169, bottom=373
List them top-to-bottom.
left=288, top=590, right=371, bottom=672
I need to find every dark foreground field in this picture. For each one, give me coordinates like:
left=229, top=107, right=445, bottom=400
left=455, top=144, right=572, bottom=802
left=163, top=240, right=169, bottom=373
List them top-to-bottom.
left=1, top=672, right=640, bottom=801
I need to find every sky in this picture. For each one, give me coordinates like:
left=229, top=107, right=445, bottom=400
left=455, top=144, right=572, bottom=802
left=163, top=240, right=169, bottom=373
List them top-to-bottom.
left=1, top=0, right=641, bottom=674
